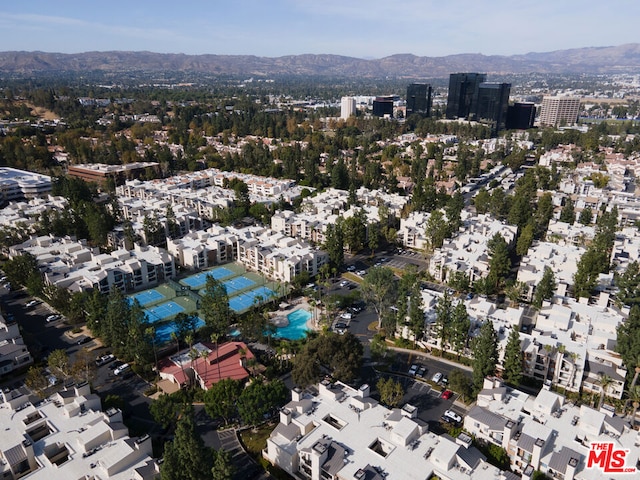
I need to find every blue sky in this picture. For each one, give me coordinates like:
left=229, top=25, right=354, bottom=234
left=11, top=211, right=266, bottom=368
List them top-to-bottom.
left=0, top=1, right=638, bottom=59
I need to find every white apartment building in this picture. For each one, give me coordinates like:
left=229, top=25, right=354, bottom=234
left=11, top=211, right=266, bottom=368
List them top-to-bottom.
left=340, top=96, right=356, bottom=120
left=538, top=96, right=581, bottom=127
left=0, top=167, right=52, bottom=203
left=0, top=196, right=69, bottom=233
left=428, top=213, right=517, bottom=283
left=168, top=224, right=328, bottom=283
left=10, top=235, right=175, bottom=294
left=517, top=241, right=585, bottom=299
left=522, top=297, right=627, bottom=397
left=0, top=313, right=32, bottom=376
left=465, top=378, right=639, bottom=480
left=264, top=380, right=516, bottom=480
left=0, top=383, right=158, bottom=479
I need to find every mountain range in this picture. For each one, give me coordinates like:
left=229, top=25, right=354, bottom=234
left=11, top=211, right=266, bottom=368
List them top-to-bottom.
left=1, top=44, right=640, bottom=78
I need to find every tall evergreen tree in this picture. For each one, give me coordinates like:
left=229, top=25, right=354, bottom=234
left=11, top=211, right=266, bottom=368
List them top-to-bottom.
left=533, top=267, right=556, bottom=308
left=200, top=275, right=232, bottom=336
left=450, top=302, right=470, bottom=358
left=472, top=320, right=499, bottom=393
left=502, top=326, right=523, bottom=386
left=160, top=406, right=212, bottom=480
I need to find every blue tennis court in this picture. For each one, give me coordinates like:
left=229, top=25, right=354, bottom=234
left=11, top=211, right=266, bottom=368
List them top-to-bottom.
left=181, top=267, right=234, bottom=289
left=222, top=276, right=256, bottom=295
left=229, top=286, right=276, bottom=312
left=129, top=289, right=165, bottom=306
left=144, top=300, right=185, bottom=322
left=154, top=317, right=206, bottom=344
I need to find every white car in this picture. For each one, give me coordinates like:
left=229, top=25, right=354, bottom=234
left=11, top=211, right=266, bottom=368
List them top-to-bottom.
left=339, top=280, right=349, bottom=288
left=26, top=300, right=39, bottom=308
left=340, top=312, right=352, bottom=320
left=46, top=314, right=61, bottom=323
left=96, top=354, right=116, bottom=367
left=113, top=363, right=130, bottom=376
left=408, top=364, right=418, bottom=375
left=431, top=372, right=443, bottom=383
left=443, top=410, right=462, bottom=423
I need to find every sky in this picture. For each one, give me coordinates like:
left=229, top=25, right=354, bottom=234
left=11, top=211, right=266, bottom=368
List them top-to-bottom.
left=0, top=1, right=638, bottom=59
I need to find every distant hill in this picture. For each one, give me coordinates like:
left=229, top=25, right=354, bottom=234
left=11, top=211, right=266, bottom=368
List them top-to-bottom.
left=1, top=44, right=640, bottom=77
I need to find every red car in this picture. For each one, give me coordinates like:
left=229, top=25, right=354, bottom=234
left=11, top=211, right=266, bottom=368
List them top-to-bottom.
left=441, top=390, right=453, bottom=400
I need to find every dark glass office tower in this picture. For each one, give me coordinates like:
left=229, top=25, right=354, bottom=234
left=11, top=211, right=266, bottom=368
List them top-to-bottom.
left=445, top=73, right=486, bottom=119
left=473, top=82, right=511, bottom=135
left=406, top=83, right=432, bottom=117
left=373, top=96, right=394, bottom=117
left=506, top=102, right=536, bottom=130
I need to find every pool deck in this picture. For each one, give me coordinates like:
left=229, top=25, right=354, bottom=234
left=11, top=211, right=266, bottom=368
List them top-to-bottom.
left=269, top=297, right=320, bottom=332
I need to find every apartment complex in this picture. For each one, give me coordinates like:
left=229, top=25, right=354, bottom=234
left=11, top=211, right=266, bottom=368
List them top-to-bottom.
left=538, top=96, right=581, bottom=126
left=0, top=167, right=52, bottom=203
left=0, top=313, right=33, bottom=376
left=465, top=378, right=639, bottom=480
left=264, top=380, right=516, bottom=480
left=0, top=383, right=158, bottom=479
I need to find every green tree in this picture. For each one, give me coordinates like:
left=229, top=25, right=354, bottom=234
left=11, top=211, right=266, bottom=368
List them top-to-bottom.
left=473, top=188, right=491, bottom=214
left=559, top=198, right=575, bottom=224
left=578, top=206, right=593, bottom=225
left=343, top=209, right=367, bottom=253
left=424, top=209, right=449, bottom=252
left=323, top=220, right=344, bottom=272
left=516, top=222, right=534, bottom=257
left=487, top=233, right=511, bottom=294
left=3, top=252, right=39, bottom=287
left=615, top=261, right=640, bottom=307
left=360, top=266, right=397, bottom=330
left=533, top=267, right=556, bottom=308
left=448, top=271, right=470, bottom=293
left=200, top=275, right=232, bottom=336
left=407, top=284, right=425, bottom=346
left=435, top=291, right=453, bottom=352
left=450, top=302, right=470, bottom=358
left=616, top=306, right=640, bottom=387
left=472, top=320, right=499, bottom=393
left=502, top=326, right=523, bottom=386
left=370, top=333, right=389, bottom=361
left=47, top=349, right=72, bottom=382
left=25, top=366, right=49, bottom=397
left=448, top=369, right=473, bottom=402
left=376, top=377, right=404, bottom=407
left=204, top=378, right=243, bottom=426
left=237, top=379, right=287, bottom=425
left=150, top=393, right=183, bottom=430
left=160, top=406, right=213, bottom=480
left=211, top=449, right=235, bottom=480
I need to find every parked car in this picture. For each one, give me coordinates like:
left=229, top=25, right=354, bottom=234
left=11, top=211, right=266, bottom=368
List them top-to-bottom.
left=346, top=265, right=356, bottom=272
left=357, top=270, right=367, bottom=276
left=339, top=280, right=349, bottom=288
left=26, top=300, right=40, bottom=309
left=340, top=312, right=352, bottom=320
left=46, top=314, right=61, bottom=323
left=334, top=322, right=348, bottom=334
left=76, top=336, right=92, bottom=345
left=95, top=354, right=115, bottom=367
left=113, top=363, right=131, bottom=376
left=408, top=364, right=418, bottom=376
left=417, top=366, right=427, bottom=377
left=431, top=372, right=443, bottom=383
left=441, top=390, right=453, bottom=400
left=443, top=409, right=462, bottom=423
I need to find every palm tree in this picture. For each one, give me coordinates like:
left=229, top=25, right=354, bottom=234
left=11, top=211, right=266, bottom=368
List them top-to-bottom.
left=210, top=332, right=222, bottom=381
left=199, top=349, right=210, bottom=387
left=629, top=355, right=640, bottom=389
left=598, top=373, right=614, bottom=409
left=627, top=385, right=640, bottom=429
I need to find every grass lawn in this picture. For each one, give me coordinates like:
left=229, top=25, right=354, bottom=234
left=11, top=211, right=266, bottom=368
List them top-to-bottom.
left=239, top=424, right=275, bottom=456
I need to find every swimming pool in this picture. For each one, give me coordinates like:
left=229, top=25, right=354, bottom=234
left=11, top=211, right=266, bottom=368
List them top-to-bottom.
left=274, top=309, right=311, bottom=340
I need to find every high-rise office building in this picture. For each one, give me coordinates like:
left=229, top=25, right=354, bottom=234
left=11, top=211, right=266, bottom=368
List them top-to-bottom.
left=446, top=73, right=486, bottom=119
left=473, top=82, right=511, bottom=135
left=406, top=83, right=432, bottom=117
left=340, top=96, right=356, bottom=120
left=372, top=96, right=394, bottom=117
left=538, top=96, right=581, bottom=126
left=506, top=102, right=536, bottom=130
